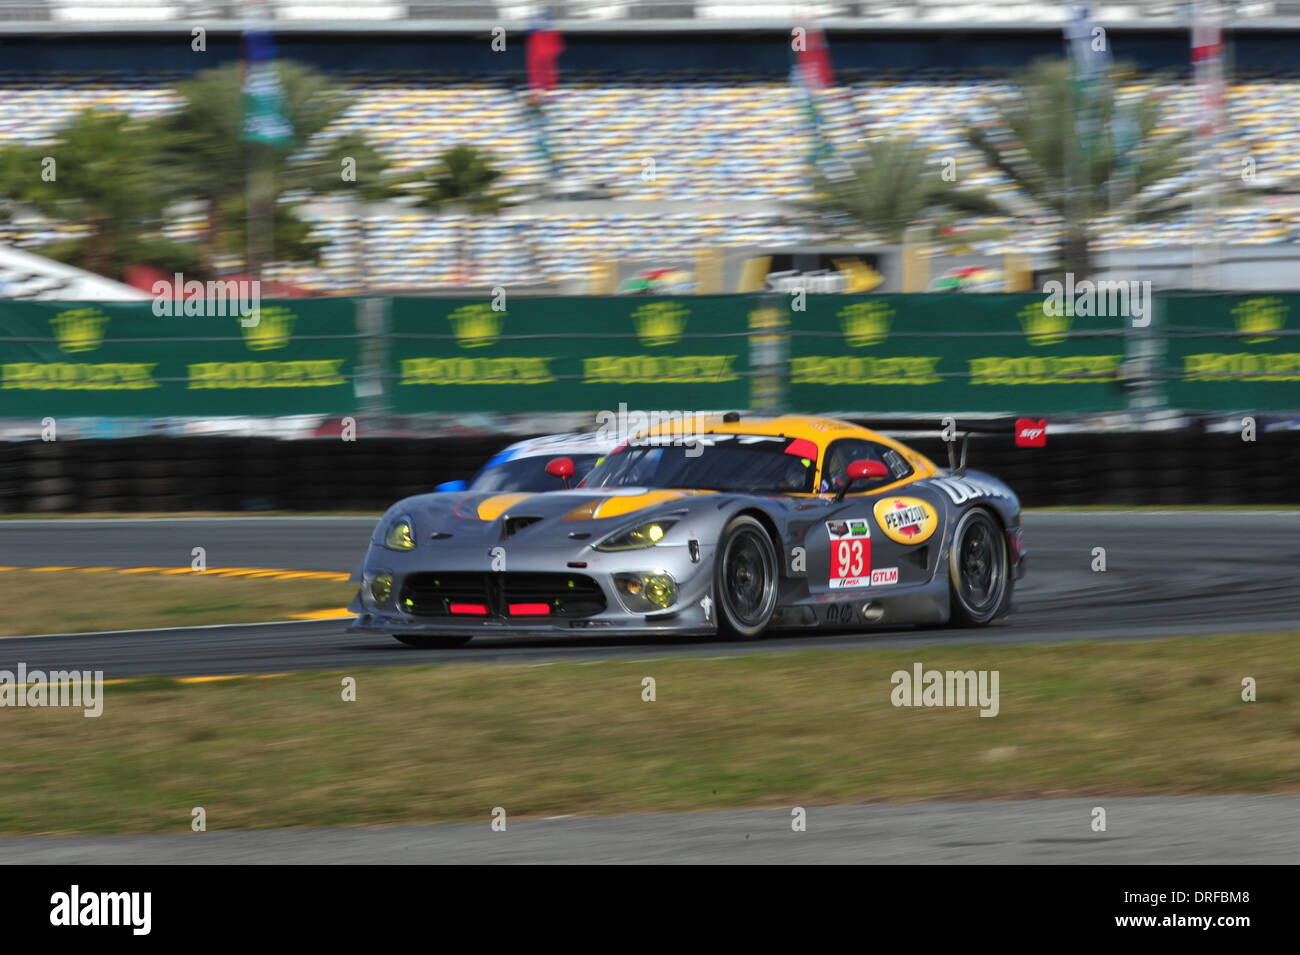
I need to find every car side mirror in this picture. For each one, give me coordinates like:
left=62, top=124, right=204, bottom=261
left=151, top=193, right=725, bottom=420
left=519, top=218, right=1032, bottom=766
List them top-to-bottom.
left=545, top=456, right=575, bottom=488
left=835, top=459, right=889, bottom=502
left=435, top=479, right=468, bottom=492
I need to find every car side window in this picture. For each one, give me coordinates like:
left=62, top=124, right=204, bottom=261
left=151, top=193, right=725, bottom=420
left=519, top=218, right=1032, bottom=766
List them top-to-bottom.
left=820, top=439, right=912, bottom=493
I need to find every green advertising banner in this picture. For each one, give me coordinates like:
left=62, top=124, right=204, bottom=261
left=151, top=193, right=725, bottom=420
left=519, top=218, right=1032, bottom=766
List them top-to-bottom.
left=1161, top=292, right=1300, bottom=411
left=787, top=293, right=1130, bottom=414
left=388, top=296, right=752, bottom=413
left=0, top=299, right=359, bottom=417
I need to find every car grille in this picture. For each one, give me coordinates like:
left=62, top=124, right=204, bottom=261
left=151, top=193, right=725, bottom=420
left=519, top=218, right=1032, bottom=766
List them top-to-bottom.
left=400, top=572, right=606, bottom=618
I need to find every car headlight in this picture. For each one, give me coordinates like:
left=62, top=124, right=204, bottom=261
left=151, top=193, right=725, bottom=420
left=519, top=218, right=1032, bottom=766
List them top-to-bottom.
left=384, top=515, right=416, bottom=551
left=595, top=519, right=679, bottom=552
left=614, top=572, right=677, bottom=612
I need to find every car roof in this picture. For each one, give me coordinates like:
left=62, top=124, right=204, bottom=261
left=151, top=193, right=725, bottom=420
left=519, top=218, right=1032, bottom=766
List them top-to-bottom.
left=638, top=413, right=924, bottom=460
left=492, top=432, right=621, bottom=462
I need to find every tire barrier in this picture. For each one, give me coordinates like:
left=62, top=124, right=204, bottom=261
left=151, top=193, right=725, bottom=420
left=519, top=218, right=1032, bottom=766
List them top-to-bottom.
left=1, top=429, right=1295, bottom=513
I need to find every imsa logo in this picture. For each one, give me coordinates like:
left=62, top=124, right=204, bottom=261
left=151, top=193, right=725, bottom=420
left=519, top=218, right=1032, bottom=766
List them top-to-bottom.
left=873, top=496, right=938, bottom=545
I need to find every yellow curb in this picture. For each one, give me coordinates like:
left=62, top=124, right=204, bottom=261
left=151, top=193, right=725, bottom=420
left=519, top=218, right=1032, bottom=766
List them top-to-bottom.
left=4, top=565, right=352, bottom=583
left=289, top=609, right=355, bottom=620
left=176, top=675, right=246, bottom=684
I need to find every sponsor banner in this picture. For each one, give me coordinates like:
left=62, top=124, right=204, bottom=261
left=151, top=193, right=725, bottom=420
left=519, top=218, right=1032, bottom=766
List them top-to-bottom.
left=1162, top=293, right=1300, bottom=411
left=787, top=294, right=1128, bottom=414
left=389, top=296, right=751, bottom=413
left=0, top=299, right=357, bottom=416
left=873, top=496, right=939, bottom=545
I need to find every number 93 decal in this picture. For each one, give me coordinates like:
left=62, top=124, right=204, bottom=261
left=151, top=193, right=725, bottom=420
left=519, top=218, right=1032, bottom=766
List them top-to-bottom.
left=826, top=519, right=871, bottom=589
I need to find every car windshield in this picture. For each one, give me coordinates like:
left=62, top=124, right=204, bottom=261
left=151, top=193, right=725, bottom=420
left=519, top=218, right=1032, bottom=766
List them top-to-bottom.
left=582, top=435, right=817, bottom=494
left=470, top=454, right=604, bottom=493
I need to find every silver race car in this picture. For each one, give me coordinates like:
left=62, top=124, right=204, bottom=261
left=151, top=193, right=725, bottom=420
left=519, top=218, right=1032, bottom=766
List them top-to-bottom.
left=349, top=413, right=1026, bottom=647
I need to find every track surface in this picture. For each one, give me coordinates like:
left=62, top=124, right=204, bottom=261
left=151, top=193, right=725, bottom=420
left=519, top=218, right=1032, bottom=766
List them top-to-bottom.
left=1, top=512, right=1297, bottom=678
left=2, top=796, right=1296, bottom=864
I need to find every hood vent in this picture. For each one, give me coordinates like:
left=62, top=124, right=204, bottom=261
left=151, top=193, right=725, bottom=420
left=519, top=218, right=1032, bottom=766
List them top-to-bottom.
left=503, top=516, right=543, bottom=538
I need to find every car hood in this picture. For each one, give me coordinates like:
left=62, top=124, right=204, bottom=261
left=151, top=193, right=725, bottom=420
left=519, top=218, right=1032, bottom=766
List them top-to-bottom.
left=374, top=487, right=720, bottom=552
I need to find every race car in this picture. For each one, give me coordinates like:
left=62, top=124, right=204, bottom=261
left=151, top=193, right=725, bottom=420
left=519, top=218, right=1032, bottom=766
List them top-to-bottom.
left=349, top=413, right=1025, bottom=647
left=434, top=432, right=619, bottom=494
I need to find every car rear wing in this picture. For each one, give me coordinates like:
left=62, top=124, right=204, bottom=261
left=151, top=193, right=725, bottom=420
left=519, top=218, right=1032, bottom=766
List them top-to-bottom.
left=866, top=420, right=1015, bottom=476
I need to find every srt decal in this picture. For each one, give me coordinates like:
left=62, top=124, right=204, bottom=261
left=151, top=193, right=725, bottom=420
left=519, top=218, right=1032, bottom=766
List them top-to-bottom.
left=1015, top=418, right=1047, bottom=447
left=873, top=496, right=938, bottom=545
left=826, top=518, right=871, bottom=589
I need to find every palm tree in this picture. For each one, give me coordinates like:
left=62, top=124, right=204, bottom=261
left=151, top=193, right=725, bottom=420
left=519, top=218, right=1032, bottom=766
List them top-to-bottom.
left=961, top=58, right=1200, bottom=276
left=152, top=61, right=395, bottom=277
left=0, top=110, right=198, bottom=280
left=809, top=137, right=1004, bottom=246
left=408, top=145, right=508, bottom=284
left=414, top=145, right=507, bottom=214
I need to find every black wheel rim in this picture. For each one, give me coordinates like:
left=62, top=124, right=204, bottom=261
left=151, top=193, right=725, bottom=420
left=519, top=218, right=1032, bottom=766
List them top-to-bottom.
left=958, top=516, right=1004, bottom=614
left=722, top=527, right=775, bottom=628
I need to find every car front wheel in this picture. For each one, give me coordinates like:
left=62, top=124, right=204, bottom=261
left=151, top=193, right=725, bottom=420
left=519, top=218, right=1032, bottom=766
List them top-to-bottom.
left=714, top=515, right=779, bottom=639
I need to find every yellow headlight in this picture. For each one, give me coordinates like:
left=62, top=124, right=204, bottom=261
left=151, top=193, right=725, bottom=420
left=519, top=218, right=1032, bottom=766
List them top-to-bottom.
left=385, top=517, right=416, bottom=551
left=596, top=519, right=678, bottom=551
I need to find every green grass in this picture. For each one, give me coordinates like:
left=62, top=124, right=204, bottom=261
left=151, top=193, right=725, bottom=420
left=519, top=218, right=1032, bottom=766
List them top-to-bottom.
left=0, top=572, right=354, bottom=636
left=0, top=632, right=1295, bottom=834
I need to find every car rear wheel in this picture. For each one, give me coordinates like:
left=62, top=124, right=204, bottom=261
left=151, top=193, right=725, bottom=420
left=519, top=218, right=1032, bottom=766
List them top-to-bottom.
left=947, top=508, right=1010, bottom=627
left=714, top=515, right=779, bottom=639
left=393, top=634, right=473, bottom=648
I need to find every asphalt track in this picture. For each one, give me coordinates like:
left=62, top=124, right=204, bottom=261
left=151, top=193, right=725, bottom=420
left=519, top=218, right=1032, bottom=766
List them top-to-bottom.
left=0, top=511, right=1297, bottom=678
left=1, top=512, right=1296, bottom=865
left=1, top=796, right=1296, bottom=864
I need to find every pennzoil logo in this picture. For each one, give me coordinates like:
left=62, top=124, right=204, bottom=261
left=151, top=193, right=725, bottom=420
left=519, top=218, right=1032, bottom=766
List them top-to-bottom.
left=1232, top=297, right=1286, bottom=344
left=632, top=301, right=687, bottom=346
left=840, top=301, right=892, bottom=347
left=1018, top=301, right=1071, bottom=346
left=448, top=304, right=503, bottom=349
left=240, top=306, right=296, bottom=351
left=50, top=308, right=110, bottom=354
left=873, top=496, right=938, bottom=545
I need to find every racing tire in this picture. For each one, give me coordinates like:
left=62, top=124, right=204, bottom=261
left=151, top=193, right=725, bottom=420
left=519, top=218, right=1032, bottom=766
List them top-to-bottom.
left=947, top=508, right=1011, bottom=627
left=714, top=515, right=779, bottom=639
left=393, top=634, right=473, bottom=649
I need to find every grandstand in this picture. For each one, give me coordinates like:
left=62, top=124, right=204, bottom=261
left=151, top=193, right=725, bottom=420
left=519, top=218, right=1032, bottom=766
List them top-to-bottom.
left=0, top=1, right=1296, bottom=27
left=1, top=11, right=1299, bottom=291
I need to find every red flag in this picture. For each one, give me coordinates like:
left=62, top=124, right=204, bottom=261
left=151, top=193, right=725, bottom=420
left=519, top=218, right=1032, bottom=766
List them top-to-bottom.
left=797, top=25, right=833, bottom=92
left=527, top=26, right=564, bottom=93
